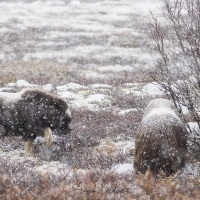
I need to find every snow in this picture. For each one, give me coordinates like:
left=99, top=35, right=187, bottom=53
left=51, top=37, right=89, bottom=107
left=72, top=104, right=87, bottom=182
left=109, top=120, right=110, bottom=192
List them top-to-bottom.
left=0, top=0, right=163, bottom=84
left=2, top=0, right=198, bottom=188
left=0, top=3, right=198, bottom=198
left=97, top=65, right=134, bottom=73
left=0, top=79, right=171, bottom=112
left=16, top=80, right=38, bottom=88
left=17, top=80, right=30, bottom=87
left=142, top=82, right=164, bottom=96
left=6, top=83, right=16, bottom=87
left=56, top=83, right=88, bottom=92
left=122, top=83, right=142, bottom=88
left=42, top=84, right=54, bottom=92
left=88, top=84, right=112, bottom=89
left=0, top=87, right=13, bottom=92
left=120, top=88, right=143, bottom=96
left=0, top=91, right=21, bottom=104
left=58, top=91, right=80, bottom=100
left=86, top=94, right=111, bottom=106
left=70, top=99, right=99, bottom=111
left=181, top=105, right=190, bottom=115
left=118, top=108, right=138, bottom=116
left=187, top=122, right=200, bottom=133
left=115, top=140, right=135, bottom=153
left=0, top=148, right=75, bottom=177
left=0, top=149, right=24, bottom=158
left=35, top=161, right=74, bottom=176
left=181, top=162, right=200, bottom=177
left=112, top=163, right=133, bottom=174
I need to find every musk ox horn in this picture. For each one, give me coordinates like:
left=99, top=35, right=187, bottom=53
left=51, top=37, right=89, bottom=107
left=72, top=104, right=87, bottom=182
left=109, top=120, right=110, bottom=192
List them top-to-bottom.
left=134, top=98, right=187, bottom=176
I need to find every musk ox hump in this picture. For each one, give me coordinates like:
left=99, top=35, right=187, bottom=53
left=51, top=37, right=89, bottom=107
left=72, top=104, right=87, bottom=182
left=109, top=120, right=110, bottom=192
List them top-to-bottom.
left=21, top=89, right=67, bottom=106
left=144, top=98, right=175, bottom=116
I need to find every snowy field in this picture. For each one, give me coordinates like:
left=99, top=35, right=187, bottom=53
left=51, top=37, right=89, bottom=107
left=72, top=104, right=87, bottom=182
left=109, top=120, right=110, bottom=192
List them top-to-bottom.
left=0, top=0, right=199, bottom=199
left=0, top=0, right=162, bottom=83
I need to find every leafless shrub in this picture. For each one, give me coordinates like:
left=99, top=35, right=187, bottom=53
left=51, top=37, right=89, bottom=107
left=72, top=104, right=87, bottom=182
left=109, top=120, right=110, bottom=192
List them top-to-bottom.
left=148, top=0, right=200, bottom=157
left=113, top=91, right=151, bottom=110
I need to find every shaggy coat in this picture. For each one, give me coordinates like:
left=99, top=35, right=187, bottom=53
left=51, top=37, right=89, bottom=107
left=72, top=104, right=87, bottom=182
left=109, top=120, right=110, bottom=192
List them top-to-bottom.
left=0, top=89, right=72, bottom=155
left=134, top=98, right=187, bottom=175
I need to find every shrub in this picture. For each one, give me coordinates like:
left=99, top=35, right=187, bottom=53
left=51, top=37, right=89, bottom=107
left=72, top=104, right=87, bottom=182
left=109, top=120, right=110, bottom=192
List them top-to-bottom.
left=148, top=0, right=200, bottom=157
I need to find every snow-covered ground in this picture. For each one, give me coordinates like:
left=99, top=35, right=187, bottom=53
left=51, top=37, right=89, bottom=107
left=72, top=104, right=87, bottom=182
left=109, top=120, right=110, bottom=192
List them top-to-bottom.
left=0, top=0, right=163, bottom=82
left=0, top=1, right=199, bottom=197
left=0, top=79, right=198, bottom=179
left=2, top=79, right=163, bottom=111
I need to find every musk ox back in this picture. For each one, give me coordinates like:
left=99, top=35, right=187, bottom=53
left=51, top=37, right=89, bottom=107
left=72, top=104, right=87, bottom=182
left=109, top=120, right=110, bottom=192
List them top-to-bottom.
left=0, top=89, right=72, bottom=156
left=134, top=98, right=187, bottom=176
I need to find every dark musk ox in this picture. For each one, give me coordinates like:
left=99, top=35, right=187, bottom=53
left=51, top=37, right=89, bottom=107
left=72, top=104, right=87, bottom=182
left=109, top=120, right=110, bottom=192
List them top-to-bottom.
left=0, top=89, right=72, bottom=156
left=134, top=98, right=187, bottom=176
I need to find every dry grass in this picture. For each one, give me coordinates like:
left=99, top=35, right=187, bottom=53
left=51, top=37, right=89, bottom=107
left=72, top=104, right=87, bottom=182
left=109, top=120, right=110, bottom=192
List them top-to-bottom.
left=0, top=61, right=68, bottom=86
left=0, top=61, right=199, bottom=199
left=0, top=61, right=155, bottom=87
left=0, top=103, right=199, bottom=199
left=0, top=164, right=199, bottom=200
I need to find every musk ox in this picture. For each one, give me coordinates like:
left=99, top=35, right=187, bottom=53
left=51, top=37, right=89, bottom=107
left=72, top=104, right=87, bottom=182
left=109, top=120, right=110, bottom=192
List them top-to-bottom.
left=0, top=88, right=72, bottom=156
left=134, top=98, right=187, bottom=176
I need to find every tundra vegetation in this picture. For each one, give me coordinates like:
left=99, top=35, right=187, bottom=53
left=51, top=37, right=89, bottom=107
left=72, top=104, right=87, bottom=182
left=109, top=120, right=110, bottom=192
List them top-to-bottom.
left=0, top=0, right=199, bottom=199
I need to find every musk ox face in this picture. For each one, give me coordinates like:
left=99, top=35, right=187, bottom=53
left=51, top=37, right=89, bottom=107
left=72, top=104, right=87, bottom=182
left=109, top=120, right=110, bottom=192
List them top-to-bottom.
left=134, top=98, right=187, bottom=176
left=52, top=108, right=72, bottom=136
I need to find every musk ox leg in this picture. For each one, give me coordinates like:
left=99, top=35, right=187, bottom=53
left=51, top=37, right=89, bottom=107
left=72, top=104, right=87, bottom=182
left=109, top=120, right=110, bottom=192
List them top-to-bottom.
left=44, top=127, right=53, bottom=147
left=25, top=141, right=34, bottom=156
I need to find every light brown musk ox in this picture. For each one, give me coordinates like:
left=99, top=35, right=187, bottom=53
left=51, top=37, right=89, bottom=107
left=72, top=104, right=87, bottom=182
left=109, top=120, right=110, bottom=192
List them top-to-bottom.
left=134, top=98, right=187, bottom=176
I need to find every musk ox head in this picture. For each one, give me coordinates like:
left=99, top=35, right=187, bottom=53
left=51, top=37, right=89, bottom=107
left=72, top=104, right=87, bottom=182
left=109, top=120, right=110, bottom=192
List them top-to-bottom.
left=134, top=98, right=187, bottom=176
left=52, top=107, right=72, bottom=136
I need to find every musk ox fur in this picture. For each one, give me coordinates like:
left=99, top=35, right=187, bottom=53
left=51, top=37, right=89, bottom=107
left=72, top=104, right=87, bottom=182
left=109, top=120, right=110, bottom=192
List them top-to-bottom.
left=0, top=88, right=72, bottom=156
left=134, top=98, right=187, bottom=176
